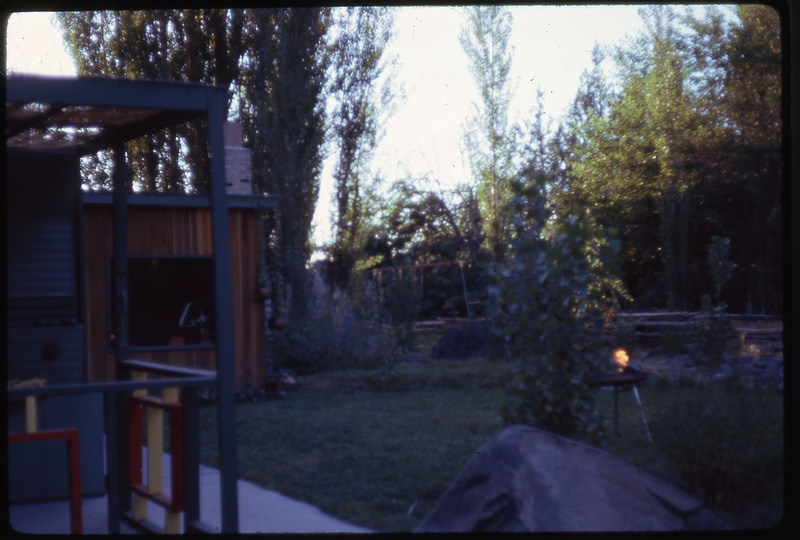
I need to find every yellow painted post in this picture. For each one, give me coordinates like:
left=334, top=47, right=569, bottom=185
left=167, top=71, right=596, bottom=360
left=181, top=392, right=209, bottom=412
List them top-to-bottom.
left=131, top=370, right=148, bottom=521
left=162, top=387, right=180, bottom=534
left=24, top=396, right=37, bottom=434
left=147, top=405, right=164, bottom=496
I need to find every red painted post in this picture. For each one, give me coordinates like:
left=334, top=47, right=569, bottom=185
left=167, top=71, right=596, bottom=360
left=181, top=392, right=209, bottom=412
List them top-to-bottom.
left=127, top=396, right=185, bottom=513
left=128, top=401, right=143, bottom=487
left=169, top=404, right=184, bottom=512
left=8, top=429, right=83, bottom=534
left=66, top=429, right=83, bottom=534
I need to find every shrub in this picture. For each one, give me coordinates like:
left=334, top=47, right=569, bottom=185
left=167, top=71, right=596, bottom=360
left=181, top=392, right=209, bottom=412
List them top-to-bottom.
left=489, top=170, right=629, bottom=445
left=695, top=236, right=735, bottom=365
left=376, top=267, right=420, bottom=353
left=271, top=273, right=394, bottom=374
left=695, top=295, right=733, bottom=366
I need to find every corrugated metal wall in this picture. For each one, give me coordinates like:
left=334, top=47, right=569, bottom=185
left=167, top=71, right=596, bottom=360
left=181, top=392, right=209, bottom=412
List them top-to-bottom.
left=6, top=150, right=84, bottom=384
left=6, top=150, right=103, bottom=503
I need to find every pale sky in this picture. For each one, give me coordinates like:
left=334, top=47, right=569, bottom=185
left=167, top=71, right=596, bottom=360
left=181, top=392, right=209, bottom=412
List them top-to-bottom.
left=5, top=7, right=660, bottom=247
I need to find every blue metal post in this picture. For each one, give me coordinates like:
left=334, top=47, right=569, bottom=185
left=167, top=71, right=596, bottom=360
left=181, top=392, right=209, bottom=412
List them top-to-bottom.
left=206, top=89, right=239, bottom=534
left=112, top=146, right=130, bottom=366
left=181, top=386, right=201, bottom=532
left=104, top=392, right=120, bottom=534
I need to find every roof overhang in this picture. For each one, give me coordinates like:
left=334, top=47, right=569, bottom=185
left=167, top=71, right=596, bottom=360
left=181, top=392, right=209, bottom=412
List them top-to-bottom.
left=6, top=74, right=225, bottom=155
left=81, top=191, right=279, bottom=211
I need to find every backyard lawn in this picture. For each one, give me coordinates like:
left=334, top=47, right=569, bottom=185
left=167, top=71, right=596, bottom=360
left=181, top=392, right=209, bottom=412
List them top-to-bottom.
left=197, top=343, right=784, bottom=532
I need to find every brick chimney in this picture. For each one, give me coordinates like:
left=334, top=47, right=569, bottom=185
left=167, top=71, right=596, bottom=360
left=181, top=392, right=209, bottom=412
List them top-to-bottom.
left=224, top=121, right=252, bottom=195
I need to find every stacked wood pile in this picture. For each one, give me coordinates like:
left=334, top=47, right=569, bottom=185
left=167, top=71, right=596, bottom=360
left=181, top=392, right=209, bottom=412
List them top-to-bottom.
left=608, top=312, right=783, bottom=351
left=412, top=313, right=783, bottom=352
left=414, top=318, right=485, bottom=334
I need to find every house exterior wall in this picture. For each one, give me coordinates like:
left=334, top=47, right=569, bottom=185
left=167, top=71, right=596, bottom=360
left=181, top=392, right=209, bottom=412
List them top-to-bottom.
left=82, top=202, right=265, bottom=389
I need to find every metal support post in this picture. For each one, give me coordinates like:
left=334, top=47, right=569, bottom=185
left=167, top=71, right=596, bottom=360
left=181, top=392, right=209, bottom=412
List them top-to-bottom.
left=207, top=89, right=239, bottom=534
left=112, top=146, right=130, bottom=367
left=181, top=386, right=201, bottom=532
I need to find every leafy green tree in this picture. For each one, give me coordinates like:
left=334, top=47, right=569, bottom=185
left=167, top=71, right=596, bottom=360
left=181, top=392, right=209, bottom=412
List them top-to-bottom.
left=459, top=5, right=518, bottom=262
left=557, top=5, right=782, bottom=314
left=720, top=5, right=782, bottom=313
left=325, top=6, right=398, bottom=290
left=239, top=8, right=330, bottom=323
left=58, top=10, right=246, bottom=192
left=489, top=169, right=627, bottom=444
left=373, top=179, right=489, bottom=318
left=696, top=236, right=735, bottom=366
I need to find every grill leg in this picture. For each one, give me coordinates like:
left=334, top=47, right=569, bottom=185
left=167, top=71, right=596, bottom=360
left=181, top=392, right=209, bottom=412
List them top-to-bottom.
left=614, top=386, right=620, bottom=436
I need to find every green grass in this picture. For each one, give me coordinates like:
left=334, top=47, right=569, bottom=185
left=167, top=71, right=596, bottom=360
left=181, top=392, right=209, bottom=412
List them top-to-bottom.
left=198, top=353, right=784, bottom=532
left=199, top=358, right=513, bottom=532
left=594, top=381, right=784, bottom=530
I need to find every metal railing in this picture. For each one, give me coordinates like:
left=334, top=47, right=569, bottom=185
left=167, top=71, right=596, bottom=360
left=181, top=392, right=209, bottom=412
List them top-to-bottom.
left=7, top=360, right=219, bottom=534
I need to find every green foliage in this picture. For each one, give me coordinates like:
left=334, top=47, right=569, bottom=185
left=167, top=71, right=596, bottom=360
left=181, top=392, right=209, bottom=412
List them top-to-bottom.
left=459, top=5, right=519, bottom=262
left=554, top=5, right=782, bottom=313
left=327, top=6, right=398, bottom=290
left=240, top=8, right=330, bottom=323
left=58, top=10, right=246, bottom=192
left=489, top=170, right=629, bottom=444
left=364, top=179, right=491, bottom=318
left=707, top=235, right=734, bottom=302
left=696, top=236, right=735, bottom=365
left=376, top=268, right=420, bottom=353
left=271, top=277, right=391, bottom=374
left=695, top=295, right=733, bottom=366
left=652, top=385, right=783, bottom=520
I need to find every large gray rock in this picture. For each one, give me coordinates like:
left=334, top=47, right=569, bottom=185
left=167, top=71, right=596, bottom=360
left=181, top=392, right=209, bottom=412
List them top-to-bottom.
left=415, top=425, right=729, bottom=532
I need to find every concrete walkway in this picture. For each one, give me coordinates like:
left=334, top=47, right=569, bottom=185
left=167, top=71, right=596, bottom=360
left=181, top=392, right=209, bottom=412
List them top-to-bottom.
left=9, top=460, right=373, bottom=534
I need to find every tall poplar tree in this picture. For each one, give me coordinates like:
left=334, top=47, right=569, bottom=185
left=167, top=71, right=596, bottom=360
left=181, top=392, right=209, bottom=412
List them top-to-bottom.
left=459, top=5, right=518, bottom=262
left=326, top=6, right=397, bottom=290
left=239, top=8, right=330, bottom=322
left=58, top=10, right=246, bottom=192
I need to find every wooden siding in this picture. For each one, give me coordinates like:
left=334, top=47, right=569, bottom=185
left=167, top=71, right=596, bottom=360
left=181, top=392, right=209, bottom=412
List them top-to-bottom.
left=82, top=204, right=265, bottom=389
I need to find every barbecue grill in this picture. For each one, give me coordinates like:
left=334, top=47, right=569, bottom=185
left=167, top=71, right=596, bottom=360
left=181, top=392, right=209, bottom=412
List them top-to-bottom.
left=591, top=350, right=652, bottom=441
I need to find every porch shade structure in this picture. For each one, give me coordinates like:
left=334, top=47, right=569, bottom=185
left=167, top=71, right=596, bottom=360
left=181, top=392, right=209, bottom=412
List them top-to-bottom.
left=6, top=74, right=240, bottom=533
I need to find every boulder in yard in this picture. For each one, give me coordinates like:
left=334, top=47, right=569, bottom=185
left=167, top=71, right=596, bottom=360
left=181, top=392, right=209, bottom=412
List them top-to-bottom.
left=415, top=425, right=730, bottom=532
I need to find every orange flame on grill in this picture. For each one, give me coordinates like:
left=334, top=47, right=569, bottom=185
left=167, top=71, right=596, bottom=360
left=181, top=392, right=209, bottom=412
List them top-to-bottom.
left=613, top=348, right=629, bottom=372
